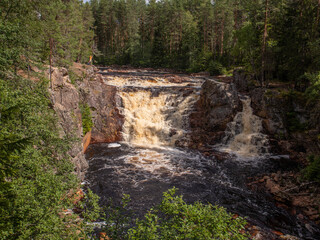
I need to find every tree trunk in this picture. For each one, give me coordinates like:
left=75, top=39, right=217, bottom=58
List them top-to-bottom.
left=261, top=0, right=269, bottom=86
left=314, top=0, right=320, bottom=37
left=220, top=12, right=225, bottom=56
left=49, top=38, right=53, bottom=89
left=77, top=38, right=83, bottom=63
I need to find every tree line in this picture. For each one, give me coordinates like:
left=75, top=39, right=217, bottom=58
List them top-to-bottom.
left=91, top=0, right=320, bottom=88
left=0, top=1, right=98, bottom=239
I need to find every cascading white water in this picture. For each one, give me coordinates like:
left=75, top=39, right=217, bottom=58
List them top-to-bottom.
left=119, top=89, right=198, bottom=147
left=220, top=96, right=269, bottom=158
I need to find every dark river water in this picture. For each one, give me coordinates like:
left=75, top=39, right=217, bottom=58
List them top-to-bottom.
left=85, top=143, right=320, bottom=240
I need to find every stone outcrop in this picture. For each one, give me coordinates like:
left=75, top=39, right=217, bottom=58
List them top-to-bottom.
left=47, top=63, right=124, bottom=179
left=48, top=66, right=88, bottom=180
left=233, top=68, right=255, bottom=92
left=77, top=71, right=123, bottom=144
left=190, top=78, right=241, bottom=146
left=198, top=79, right=241, bottom=131
left=250, top=88, right=288, bottom=137
left=248, top=172, right=320, bottom=226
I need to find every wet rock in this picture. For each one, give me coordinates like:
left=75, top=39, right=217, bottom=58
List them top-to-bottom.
left=79, top=78, right=124, bottom=144
left=198, top=79, right=241, bottom=131
left=250, top=88, right=288, bottom=138
left=266, top=178, right=281, bottom=194
left=280, top=235, right=299, bottom=240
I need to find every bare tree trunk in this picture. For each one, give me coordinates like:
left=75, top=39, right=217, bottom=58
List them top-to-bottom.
left=261, top=0, right=269, bottom=87
left=314, top=0, right=320, bottom=37
left=220, top=12, right=225, bottom=56
left=213, top=22, right=218, bottom=59
left=49, top=38, right=53, bottom=89
left=77, top=38, right=83, bottom=63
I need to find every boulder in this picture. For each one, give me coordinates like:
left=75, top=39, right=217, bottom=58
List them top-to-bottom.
left=199, top=79, right=241, bottom=131
left=250, top=88, right=288, bottom=137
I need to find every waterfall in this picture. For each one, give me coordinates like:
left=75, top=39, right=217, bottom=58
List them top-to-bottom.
left=119, top=89, right=199, bottom=147
left=220, top=96, right=269, bottom=157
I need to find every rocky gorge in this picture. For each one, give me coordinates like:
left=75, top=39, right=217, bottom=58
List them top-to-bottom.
left=47, top=64, right=320, bottom=239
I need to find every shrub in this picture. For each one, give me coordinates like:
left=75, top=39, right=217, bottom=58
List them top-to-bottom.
left=207, top=60, right=227, bottom=76
left=304, top=72, right=320, bottom=101
left=0, top=77, right=89, bottom=239
left=80, top=103, right=93, bottom=135
left=302, top=155, right=320, bottom=182
left=127, top=188, right=248, bottom=240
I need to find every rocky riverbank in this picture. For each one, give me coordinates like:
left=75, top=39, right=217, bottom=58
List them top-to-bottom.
left=45, top=64, right=319, bottom=235
left=233, top=69, right=320, bottom=230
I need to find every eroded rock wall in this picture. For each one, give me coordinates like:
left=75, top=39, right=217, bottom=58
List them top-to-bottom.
left=48, top=63, right=124, bottom=179
left=48, top=66, right=88, bottom=180
left=232, top=69, right=320, bottom=157
left=77, top=71, right=123, bottom=144
left=190, top=78, right=241, bottom=146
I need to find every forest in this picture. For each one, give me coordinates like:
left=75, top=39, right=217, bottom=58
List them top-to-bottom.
left=1, top=0, right=320, bottom=239
left=92, top=0, right=320, bottom=89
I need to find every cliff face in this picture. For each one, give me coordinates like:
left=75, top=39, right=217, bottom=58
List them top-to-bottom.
left=48, top=63, right=124, bottom=179
left=49, top=66, right=88, bottom=180
left=76, top=68, right=123, bottom=144
left=233, top=69, right=320, bottom=158
left=190, top=78, right=242, bottom=146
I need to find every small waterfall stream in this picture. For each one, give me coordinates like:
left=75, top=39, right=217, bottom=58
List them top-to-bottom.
left=85, top=69, right=320, bottom=239
left=219, top=96, right=269, bottom=158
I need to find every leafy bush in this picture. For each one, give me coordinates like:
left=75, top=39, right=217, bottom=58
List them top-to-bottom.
left=188, top=50, right=213, bottom=73
left=207, top=60, right=227, bottom=76
left=304, top=72, right=320, bottom=101
left=0, top=77, right=80, bottom=239
left=80, top=103, right=93, bottom=135
left=285, top=111, right=308, bottom=132
left=302, top=155, right=320, bottom=182
left=128, top=188, right=248, bottom=240
left=100, top=194, right=134, bottom=240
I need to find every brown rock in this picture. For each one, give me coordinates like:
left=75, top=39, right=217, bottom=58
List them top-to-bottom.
left=83, top=130, right=92, bottom=153
left=266, top=179, right=281, bottom=194
left=292, top=196, right=311, bottom=207
left=272, top=230, right=284, bottom=236
left=99, top=232, right=111, bottom=240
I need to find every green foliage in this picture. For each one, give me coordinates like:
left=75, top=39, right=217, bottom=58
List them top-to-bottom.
left=0, top=0, right=95, bottom=73
left=91, top=0, right=320, bottom=86
left=207, top=60, right=227, bottom=76
left=304, top=72, right=320, bottom=101
left=0, top=77, right=80, bottom=239
left=80, top=103, right=93, bottom=135
left=285, top=112, right=307, bottom=133
left=302, top=156, right=320, bottom=183
left=98, top=188, right=248, bottom=239
left=128, top=188, right=248, bottom=240
left=80, top=189, right=101, bottom=222
left=100, top=194, right=134, bottom=239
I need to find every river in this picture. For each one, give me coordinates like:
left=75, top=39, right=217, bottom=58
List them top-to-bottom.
left=85, top=68, right=320, bottom=239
